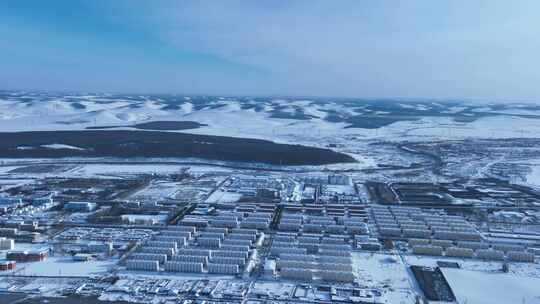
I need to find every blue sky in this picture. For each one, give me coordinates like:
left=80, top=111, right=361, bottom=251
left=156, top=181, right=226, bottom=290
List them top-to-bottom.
left=1, top=1, right=539, bottom=100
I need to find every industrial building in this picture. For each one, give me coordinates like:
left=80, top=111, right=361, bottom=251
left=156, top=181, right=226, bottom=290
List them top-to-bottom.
left=64, top=201, right=97, bottom=212
left=0, top=237, right=15, bottom=250
left=6, top=249, right=48, bottom=262
left=0, top=260, right=16, bottom=271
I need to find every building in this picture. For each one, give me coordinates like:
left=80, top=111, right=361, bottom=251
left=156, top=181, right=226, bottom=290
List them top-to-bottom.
left=328, top=174, right=352, bottom=185
left=30, top=195, right=55, bottom=209
left=0, top=197, right=23, bottom=210
left=64, top=202, right=97, bottom=212
left=0, top=228, right=17, bottom=238
left=14, top=232, right=41, bottom=243
left=0, top=237, right=15, bottom=250
left=86, top=242, right=113, bottom=253
left=6, top=249, right=48, bottom=262
left=73, top=254, right=93, bottom=262
left=0, top=261, right=16, bottom=271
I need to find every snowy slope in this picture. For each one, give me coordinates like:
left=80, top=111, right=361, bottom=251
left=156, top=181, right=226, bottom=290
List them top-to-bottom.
left=1, top=91, right=540, bottom=144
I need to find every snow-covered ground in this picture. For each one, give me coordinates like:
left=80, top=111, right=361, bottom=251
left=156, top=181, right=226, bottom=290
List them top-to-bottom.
left=2, top=94, right=540, bottom=175
left=405, top=116, right=540, bottom=139
left=40, top=143, right=86, bottom=150
left=72, top=164, right=189, bottom=176
left=131, top=180, right=182, bottom=200
left=205, top=189, right=242, bottom=203
left=0, top=243, right=116, bottom=277
left=352, top=252, right=418, bottom=304
left=403, top=254, right=540, bottom=279
left=15, top=256, right=116, bottom=277
left=443, top=268, right=540, bottom=304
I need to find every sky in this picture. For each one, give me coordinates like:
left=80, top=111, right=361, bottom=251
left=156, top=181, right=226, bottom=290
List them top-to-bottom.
left=1, top=0, right=539, bottom=100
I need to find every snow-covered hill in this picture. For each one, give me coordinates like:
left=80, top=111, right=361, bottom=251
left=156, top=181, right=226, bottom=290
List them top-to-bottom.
left=1, top=91, right=540, bottom=145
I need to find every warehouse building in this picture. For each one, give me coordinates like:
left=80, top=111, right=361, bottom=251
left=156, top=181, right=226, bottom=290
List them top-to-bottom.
left=64, top=202, right=97, bottom=212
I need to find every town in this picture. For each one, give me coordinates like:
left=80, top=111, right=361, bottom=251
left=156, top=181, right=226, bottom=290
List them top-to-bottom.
left=1, top=160, right=539, bottom=304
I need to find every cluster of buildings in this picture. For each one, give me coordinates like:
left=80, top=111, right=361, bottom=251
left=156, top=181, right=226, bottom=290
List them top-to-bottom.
left=1, top=169, right=540, bottom=304
left=301, top=174, right=352, bottom=186
left=0, top=194, right=56, bottom=214
left=0, top=194, right=58, bottom=244
left=0, top=197, right=23, bottom=214
left=125, top=202, right=275, bottom=276
left=265, top=204, right=370, bottom=284
left=370, top=206, right=536, bottom=263
left=372, top=206, right=482, bottom=241
left=0, top=225, right=42, bottom=243
left=54, top=227, right=155, bottom=252
left=409, top=238, right=535, bottom=262
left=5, top=248, right=48, bottom=262
left=107, top=278, right=250, bottom=300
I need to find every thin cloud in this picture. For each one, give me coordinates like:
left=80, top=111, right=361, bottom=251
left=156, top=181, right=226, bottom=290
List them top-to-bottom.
left=1, top=0, right=539, bottom=99
left=141, top=1, right=540, bottom=99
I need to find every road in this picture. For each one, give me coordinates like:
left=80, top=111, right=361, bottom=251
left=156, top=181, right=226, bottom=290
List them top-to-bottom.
left=0, top=159, right=365, bottom=173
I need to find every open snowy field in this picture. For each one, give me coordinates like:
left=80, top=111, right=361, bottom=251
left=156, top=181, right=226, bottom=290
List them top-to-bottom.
left=0, top=243, right=116, bottom=278
left=352, top=252, right=418, bottom=304
left=403, top=253, right=540, bottom=279
left=14, top=256, right=116, bottom=277
left=443, top=268, right=540, bottom=304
